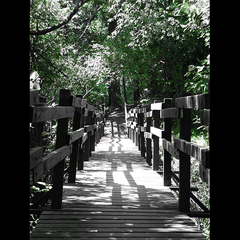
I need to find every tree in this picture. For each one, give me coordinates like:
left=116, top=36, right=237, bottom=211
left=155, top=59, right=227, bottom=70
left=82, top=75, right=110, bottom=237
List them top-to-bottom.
left=30, top=0, right=210, bottom=106
left=30, top=0, right=109, bottom=105
left=30, top=0, right=91, bottom=36
left=102, top=0, right=209, bottom=101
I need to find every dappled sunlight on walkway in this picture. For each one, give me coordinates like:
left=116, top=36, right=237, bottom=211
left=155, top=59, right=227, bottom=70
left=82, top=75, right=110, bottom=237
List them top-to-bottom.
left=31, top=121, right=207, bottom=239
left=61, top=134, right=181, bottom=209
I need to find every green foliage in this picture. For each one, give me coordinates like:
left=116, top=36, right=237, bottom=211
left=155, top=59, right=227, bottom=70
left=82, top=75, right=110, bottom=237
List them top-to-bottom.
left=30, top=0, right=209, bottom=106
left=30, top=0, right=109, bottom=105
left=102, top=0, right=209, bottom=102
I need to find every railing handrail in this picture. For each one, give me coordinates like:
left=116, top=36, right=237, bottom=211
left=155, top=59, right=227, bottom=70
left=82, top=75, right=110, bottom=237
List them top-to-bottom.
left=30, top=89, right=105, bottom=209
left=126, top=92, right=210, bottom=215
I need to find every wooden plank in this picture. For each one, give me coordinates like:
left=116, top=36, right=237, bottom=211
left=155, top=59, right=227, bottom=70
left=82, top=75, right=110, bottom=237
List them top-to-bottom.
left=51, top=89, right=72, bottom=209
left=30, top=90, right=40, bottom=106
left=68, top=94, right=82, bottom=183
left=175, top=94, right=210, bottom=109
left=71, top=96, right=86, bottom=108
left=151, top=99, right=172, bottom=111
left=151, top=102, right=164, bottom=110
left=163, top=102, right=172, bottom=186
left=78, top=103, right=86, bottom=171
left=87, top=103, right=94, bottom=111
left=30, top=106, right=75, bottom=123
left=178, top=106, right=191, bottom=212
left=83, top=107, right=89, bottom=116
left=132, top=108, right=139, bottom=113
left=160, top=108, right=179, bottom=119
left=199, top=109, right=210, bottom=126
left=152, top=110, right=161, bottom=170
left=84, top=111, right=92, bottom=161
left=144, top=111, right=152, bottom=118
left=90, top=113, right=96, bottom=152
left=139, top=113, right=145, bottom=157
left=146, top=116, right=152, bottom=165
left=84, top=125, right=93, bottom=132
left=150, top=126, right=165, bottom=138
left=67, top=128, right=84, bottom=144
left=82, top=132, right=88, bottom=143
left=31, top=135, right=207, bottom=239
left=174, top=137, right=210, bottom=168
left=174, top=137, right=192, bottom=156
left=162, top=139, right=179, bottom=159
left=33, top=145, right=72, bottom=184
left=30, top=147, right=43, bottom=170
left=199, top=164, right=210, bottom=185
left=170, top=186, right=198, bottom=191
left=31, top=188, right=53, bottom=209
left=190, top=191, right=210, bottom=212
left=42, top=207, right=182, bottom=213
left=41, top=211, right=189, bottom=217
left=187, top=211, right=210, bottom=218
left=40, top=213, right=190, bottom=220
left=37, top=218, right=195, bottom=225
left=36, top=222, right=196, bottom=227
left=33, top=225, right=201, bottom=232
left=31, top=232, right=205, bottom=238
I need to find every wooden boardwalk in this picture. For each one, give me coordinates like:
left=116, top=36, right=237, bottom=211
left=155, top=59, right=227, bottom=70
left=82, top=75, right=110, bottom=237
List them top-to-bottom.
left=30, top=135, right=207, bottom=239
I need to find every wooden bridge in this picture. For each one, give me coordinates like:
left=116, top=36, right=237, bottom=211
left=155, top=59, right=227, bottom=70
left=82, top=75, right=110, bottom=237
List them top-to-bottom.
left=30, top=88, right=210, bottom=239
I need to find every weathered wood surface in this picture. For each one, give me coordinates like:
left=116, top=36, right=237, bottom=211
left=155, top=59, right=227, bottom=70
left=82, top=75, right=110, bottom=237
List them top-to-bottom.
left=175, top=94, right=210, bottom=109
left=30, top=106, right=75, bottom=123
left=31, top=136, right=206, bottom=239
left=32, top=145, right=72, bottom=184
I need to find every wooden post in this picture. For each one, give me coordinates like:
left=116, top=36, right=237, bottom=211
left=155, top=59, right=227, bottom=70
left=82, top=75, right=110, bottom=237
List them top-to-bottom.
left=51, top=89, right=71, bottom=209
left=68, top=94, right=82, bottom=183
left=163, top=99, right=172, bottom=186
left=178, top=101, right=191, bottom=212
left=78, top=104, right=85, bottom=170
left=152, top=109, right=160, bottom=171
left=84, top=110, right=93, bottom=161
left=135, top=111, right=139, bottom=147
left=137, top=111, right=140, bottom=150
left=139, top=112, right=145, bottom=157
left=90, top=113, right=96, bottom=151
left=146, top=113, right=152, bottom=165
left=95, top=114, right=99, bottom=144
left=132, top=116, right=135, bottom=143
left=131, top=121, right=133, bottom=141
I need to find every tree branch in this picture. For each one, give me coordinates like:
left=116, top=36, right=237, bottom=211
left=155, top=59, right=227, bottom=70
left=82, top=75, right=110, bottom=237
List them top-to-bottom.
left=30, top=0, right=89, bottom=36
left=83, top=87, right=94, bottom=98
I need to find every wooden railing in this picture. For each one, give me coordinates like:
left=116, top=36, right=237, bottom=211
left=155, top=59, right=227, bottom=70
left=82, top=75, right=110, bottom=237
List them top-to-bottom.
left=30, top=89, right=105, bottom=209
left=127, top=90, right=210, bottom=216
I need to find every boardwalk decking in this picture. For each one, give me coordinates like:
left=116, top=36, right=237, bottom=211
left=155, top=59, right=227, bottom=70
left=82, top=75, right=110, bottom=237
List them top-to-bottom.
left=30, top=134, right=207, bottom=239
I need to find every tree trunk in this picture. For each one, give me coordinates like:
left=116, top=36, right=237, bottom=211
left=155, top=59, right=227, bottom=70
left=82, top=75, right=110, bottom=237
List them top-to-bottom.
left=122, top=76, right=128, bottom=123
left=122, top=76, right=128, bottom=104
left=108, top=79, right=122, bottom=109
left=133, top=79, right=140, bottom=103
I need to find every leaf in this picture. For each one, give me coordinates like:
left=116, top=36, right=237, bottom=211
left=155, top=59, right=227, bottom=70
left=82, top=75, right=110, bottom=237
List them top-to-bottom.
left=42, top=131, right=48, bottom=137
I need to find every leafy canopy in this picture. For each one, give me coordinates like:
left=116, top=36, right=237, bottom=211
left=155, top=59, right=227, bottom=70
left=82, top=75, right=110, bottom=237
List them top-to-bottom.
left=30, top=0, right=210, bottom=105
